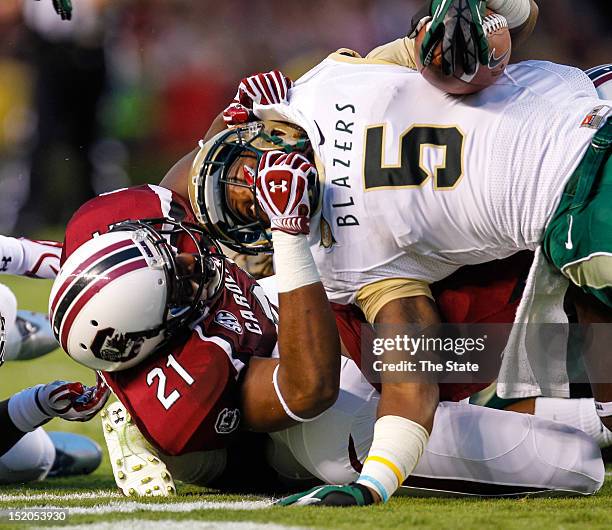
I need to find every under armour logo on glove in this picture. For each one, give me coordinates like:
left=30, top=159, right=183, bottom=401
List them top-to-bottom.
left=223, top=71, right=292, bottom=126
left=256, top=151, right=316, bottom=236
left=269, top=181, right=289, bottom=194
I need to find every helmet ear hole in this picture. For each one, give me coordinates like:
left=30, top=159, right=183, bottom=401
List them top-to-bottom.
left=91, top=320, right=98, bottom=327
left=80, top=343, right=88, bottom=350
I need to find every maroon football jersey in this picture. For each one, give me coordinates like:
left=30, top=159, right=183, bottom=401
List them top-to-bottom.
left=64, top=185, right=278, bottom=454
left=104, top=260, right=278, bottom=454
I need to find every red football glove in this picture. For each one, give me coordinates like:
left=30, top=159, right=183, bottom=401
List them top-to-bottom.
left=223, top=70, right=292, bottom=126
left=255, top=151, right=316, bottom=235
left=38, top=373, right=110, bottom=422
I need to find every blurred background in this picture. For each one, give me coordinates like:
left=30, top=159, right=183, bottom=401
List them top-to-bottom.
left=0, top=0, right=610, bottom=235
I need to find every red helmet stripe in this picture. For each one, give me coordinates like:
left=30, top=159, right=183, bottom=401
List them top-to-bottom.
left=593, top=71, right=612, bottom=87
left=50, top=239, right=133, bottom=314
left=59, top=259, right=148, bottom=352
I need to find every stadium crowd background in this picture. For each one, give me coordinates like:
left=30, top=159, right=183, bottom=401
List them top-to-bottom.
left=0, top=0, right=610, bottom=235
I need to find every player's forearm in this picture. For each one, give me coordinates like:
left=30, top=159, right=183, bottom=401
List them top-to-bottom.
left=274, top=232, right=340, bottom=419
left=277, top=283, right=341, bottom=416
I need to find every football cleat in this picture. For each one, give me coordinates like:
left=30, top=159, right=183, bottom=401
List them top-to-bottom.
left=4, top=311, right=58, bottom=361
left=101, top=401, right=176, bottom=497
left=47, top=431, right=102, bottom=477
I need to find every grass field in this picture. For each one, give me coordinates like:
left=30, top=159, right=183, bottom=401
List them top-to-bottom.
left=1, top=274, right=611, bottom=530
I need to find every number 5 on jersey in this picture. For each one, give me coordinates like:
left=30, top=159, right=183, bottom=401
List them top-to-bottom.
left=363, top=124, right=465, bottom=191
left=147, top=354, right=194, bottom=410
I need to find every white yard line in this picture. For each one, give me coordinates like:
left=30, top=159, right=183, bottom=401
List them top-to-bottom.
left=0, top=491, right=122, bottom=502
left=8, top=500, right=273, bottom=514
left=52, top=522, right=308, bottom=530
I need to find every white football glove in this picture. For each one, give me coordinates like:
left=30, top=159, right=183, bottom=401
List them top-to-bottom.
left=223, top=70, right=292, bottom=126
left=255, top=151, right=316, bottom=235
left=20, top=239, right=62, bottom=279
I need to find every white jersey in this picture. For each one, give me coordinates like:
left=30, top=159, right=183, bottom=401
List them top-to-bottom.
left=255, top=56, right=608, bottom=304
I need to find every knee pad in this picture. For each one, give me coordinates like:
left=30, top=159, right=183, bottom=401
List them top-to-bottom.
left=0, top=428, right=55, bottom=484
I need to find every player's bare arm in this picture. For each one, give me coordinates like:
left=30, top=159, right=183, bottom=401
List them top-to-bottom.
left=242, top=151, right=341, bottom=431
left=240, top=281, right=341, bottom=432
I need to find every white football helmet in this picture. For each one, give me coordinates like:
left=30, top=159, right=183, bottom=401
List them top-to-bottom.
left=586, top=64, right=612, bottom=99
left=49, top=219, right=224, bottom=372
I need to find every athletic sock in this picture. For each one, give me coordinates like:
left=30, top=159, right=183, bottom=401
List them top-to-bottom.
left=534, top=397, right=612, bottom=448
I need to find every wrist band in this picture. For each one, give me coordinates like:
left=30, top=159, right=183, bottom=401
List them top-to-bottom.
left=487, top=0, right=531, bottom=29
left=272, top=231, right=320, bottom=293
left=272, top=364, right=323, bottom=423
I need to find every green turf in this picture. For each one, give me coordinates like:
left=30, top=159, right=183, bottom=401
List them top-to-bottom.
left=1, top=274, right=611, bottom=529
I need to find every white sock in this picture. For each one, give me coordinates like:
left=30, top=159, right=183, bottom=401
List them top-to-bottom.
left=7, top=385, right=51, bottom=433
left=534, top=397, right=612, bottom=448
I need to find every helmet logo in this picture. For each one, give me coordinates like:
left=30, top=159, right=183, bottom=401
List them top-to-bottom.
left=214, top=310, right=243, bottom=335
left=90, top=327, right=145, bottom=363
left=215, top=407, right=240, bottom=434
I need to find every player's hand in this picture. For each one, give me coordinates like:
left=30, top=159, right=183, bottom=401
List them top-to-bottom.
left=35, top=0, right=73, bottom=21
left=409, top=0, right=489, bottom=76
left=223, top=71, right=292, bottom=126
left=255, top=151, right=316, bottom=236
left=20, top=239, right=62, bottom=279
left=38, top=374, right=111, bottom=422
left=277, top=484, right=375, bottom=506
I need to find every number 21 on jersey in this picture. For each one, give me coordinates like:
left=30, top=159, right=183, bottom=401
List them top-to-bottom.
left=363, top=124, right=465, bottom=191
left=147, top=354, right=194, bottom=410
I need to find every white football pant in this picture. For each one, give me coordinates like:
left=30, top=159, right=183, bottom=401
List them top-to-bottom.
left=270, top=357, right=604, bottom=497
left=0, top=428, right=55, bottom=484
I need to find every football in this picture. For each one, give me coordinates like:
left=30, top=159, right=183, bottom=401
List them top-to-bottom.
left=415, top=9, right=512, bottom=95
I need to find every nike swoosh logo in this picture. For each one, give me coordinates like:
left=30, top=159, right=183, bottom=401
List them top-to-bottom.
left=488, top=48, right=510, bottom=70
left=314, top=120, right=326, bottom=146
left=565, top=215, right=574, bottom=250
left=296, top=486, right=325, bottom=505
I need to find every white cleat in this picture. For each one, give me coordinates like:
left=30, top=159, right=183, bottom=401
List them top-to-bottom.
left=101, top=401, right=176, bottom=497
